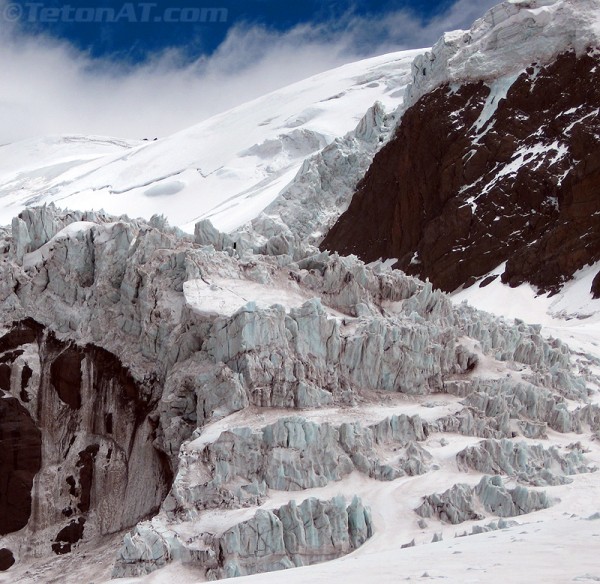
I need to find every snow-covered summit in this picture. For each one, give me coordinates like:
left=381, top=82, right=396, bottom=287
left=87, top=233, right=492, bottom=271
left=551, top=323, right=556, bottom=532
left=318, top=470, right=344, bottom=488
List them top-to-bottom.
left=2, top=0, right=598, bottom=242
left=406, top=0, right=600, bottom=107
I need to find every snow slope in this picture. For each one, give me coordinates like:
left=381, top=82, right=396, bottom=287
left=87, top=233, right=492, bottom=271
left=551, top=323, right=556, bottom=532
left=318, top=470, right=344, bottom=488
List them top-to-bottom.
left=0, top=50, right=420, bottom=233
left=0, top=135, right=139, bottom=223
left=452, top=262, right=600, bottom=371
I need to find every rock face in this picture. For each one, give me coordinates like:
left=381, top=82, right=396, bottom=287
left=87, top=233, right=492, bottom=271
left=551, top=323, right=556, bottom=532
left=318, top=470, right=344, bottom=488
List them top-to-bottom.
left=322, top=10, right=600, bottom=294
left=592, top=270, right=600, bottom=299
left=0, top=317, right=172, bottom=557
left=0, top=392, right=41, bottom=535
left=0, top=548, right=15, bottom=571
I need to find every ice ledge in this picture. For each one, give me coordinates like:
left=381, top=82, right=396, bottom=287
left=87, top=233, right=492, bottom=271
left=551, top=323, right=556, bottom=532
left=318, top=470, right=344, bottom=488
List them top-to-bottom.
left=404, top=0, right=600, bottom=109
left=183, top=278, right=323, bottom=318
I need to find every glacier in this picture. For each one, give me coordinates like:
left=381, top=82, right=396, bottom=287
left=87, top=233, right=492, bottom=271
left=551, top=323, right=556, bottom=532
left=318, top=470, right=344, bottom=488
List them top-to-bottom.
left=0, top=1, right=600, bottom=583
left=0, top=203, right=598, bottom=582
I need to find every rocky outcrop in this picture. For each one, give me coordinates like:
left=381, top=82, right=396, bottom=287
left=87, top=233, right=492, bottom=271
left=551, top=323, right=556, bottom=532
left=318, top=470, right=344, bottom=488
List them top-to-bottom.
left=322, top=46, right=600, bottom=293
left=592, top=270, right=600, bottom=299
left=0, top=318, right=172, bottom=556
left=0, top=392, right=41, bottom=534
left=456, top=439, right=593, bottom=486
left=416, top=475, right=551, bottom=524
left=112, top=496, right=372, bottom=579
left=52, top=518, right=86, bottom=555
left=0, top=548, right=15, bottom=571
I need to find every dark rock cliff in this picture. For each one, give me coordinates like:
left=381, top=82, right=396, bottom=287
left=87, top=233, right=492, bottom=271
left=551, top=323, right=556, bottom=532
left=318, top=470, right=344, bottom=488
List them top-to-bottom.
left=321, top=50, right=600, bottom=293
left=0, top=318, right=172, bottom=559
left=0, top=394, right=41, bottom=535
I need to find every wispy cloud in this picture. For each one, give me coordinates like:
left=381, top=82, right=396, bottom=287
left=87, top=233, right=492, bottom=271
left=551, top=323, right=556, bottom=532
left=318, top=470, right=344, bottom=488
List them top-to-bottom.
left=0, top=0, right=499, bottom=143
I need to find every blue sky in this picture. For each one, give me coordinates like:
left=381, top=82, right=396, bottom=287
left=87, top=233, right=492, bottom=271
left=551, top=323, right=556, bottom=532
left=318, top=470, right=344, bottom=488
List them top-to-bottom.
left=0, top=0, right=499, bottom=141
left=10, top=0, right=458, bottom=62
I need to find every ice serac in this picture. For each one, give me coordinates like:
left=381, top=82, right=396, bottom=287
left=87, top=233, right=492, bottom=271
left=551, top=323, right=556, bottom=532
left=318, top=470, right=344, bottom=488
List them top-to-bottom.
left=321, top=0, right=600, bottom=293
left=245, top=101, right=400, bottom=248
left=0, top=206, right=597, bottom=580
left=0, top=212, right=186, bottom=565
left=219, top=296, right=469, bottom=400
left=158, top=357, right=249, bottom=467
left=457, top=378, right=600, bottom=435
left=161, top=415, right=431, bottom=517
left=456, top=439, right=594, bottom=486
left=416, top=475, right=551, bottom=524
left=112, top=496, right=372, bottom=579
left=217, top=496, right=372, bottom=579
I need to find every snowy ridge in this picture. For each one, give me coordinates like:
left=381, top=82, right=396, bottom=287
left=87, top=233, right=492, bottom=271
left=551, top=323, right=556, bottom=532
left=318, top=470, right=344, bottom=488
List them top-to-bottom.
left=406, top=0, right=600, bottom=108
left=0, top=50, right=421, bottom=234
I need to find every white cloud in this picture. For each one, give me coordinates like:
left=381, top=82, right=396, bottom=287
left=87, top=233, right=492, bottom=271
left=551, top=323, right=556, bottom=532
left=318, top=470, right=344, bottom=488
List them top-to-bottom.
left=0, top=0, right=499, bottom=143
